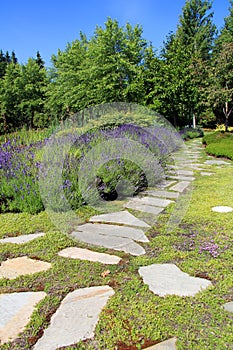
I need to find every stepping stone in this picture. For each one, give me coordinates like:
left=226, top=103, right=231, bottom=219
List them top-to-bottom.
left=205, top=160, right=230, bottom=165
left=184, top=164, right=207, bottom=170
left=172, top=170, right=194, bottom=176
left=200, top=172, right=214, bottom=176
left=168, top=175, right=195, bottom=181
left=156, top=180, right=176, bottom=189
left=169, top=181, right=190, bottom=192
left=144, top=190, right=179, bottom=199
left=125, top=197, right=174, bottom=208
left=124, top=203, right=165, bottom=215
left=212, top=206, right=233, bottom=213
left=90, top=211, right=150, bottom=228
left=76, top=223, right=149, bottom=242
left=71, top=231, right=146, bottom=256
left=0, top=232, right=45, bottom=244
left=58, top=247, right=121, bottom=264
left=0, top=257, right=51, bottom=279
left=139, top=264, right=212, bottom=297
left=34, top=286, right=114, bottom=350
left=0, top=291, right=46, bottom=344
left=222, top=301, right=233, bottom=313
left=145, top=337, right=177, bottom=349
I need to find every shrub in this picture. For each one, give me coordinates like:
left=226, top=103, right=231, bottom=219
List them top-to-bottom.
left=180, top=126, right=204, bottom=140
left=202, top=131, right=233, bottom=160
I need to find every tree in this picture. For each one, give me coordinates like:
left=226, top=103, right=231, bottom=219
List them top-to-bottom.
left=155, top=0, right=216, bottom=127
left=177, top=0, right=217, bottom=60
left=216, top=0, right=233, bottom=46
left=206, top=1, right=233, bottom=131
left=46, top=18, right=149, bottom=122
left=35, top=51, right=45, bottom=69
left=17, top=58, right=48, bottom=128
left=0, top=62, right=21, bottom=133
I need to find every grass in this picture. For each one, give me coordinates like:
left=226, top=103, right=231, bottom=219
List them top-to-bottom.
left=0, top=138, right=233, bottom=349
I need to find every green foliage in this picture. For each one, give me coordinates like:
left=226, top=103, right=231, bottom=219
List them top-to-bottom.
left=46, top=18, right=149, bottom=121
left=180, top=126, right=204, bottom=140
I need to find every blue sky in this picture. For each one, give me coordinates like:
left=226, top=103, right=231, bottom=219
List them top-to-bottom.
left=0, top=0, right=231, bottom=66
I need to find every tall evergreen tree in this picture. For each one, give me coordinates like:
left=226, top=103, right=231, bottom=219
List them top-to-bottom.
left=155, top=0, right=216, bottom=127
left=35, top=51, right=45, bottom=69
left=18, top=58, right=48, bottom=128
left=0, top=63, right=21, bottom=132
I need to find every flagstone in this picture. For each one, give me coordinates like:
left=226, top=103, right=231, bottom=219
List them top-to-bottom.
left=205, top=160, right=230, bottom=165
left=200, top=172, right=214, bottom=176
left=168, top=175, right=195, bottom=181
left=156, top=180, right=177, bottom=188
left=169, top=181, right=190, bottom=192
left=144, top=190, right=179, bottom=199
left=125, top=196, right=174, bottom=208
left=124, top=202, right=165, bottom=215
left=212, top=206, right=233, bottom=213
left=89, top=210, right=150, bottom=228
left=75, top=223, right=149, bottom=242
left=71, top=230, right=146, bottom=256
left=0, top=232, right=45, bottom=245
left=58, top=247, right=121, bottom=264
left=0, top=256, right=51, bottom=279
left=139, top=264, right=212, bottom=297
left=34, top=286, right=114, bottom=350
left=0, top=291, right=46, bottom=344
left=222, top=301, right=233, bottom=313
left=145, top=337, right=177, bottom=349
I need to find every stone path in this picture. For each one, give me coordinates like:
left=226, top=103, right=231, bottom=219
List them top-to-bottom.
left=1, top=139, right=233, bottom=348
left=0, top=232, right=45, bottom=245
left=58, top=247, right=121, bottom=264
left=0, top=256, right=51, bottom=280
left=138, top=263, right=212, bottom=297
left=33, top=286, right=114, bottom=350
left=0, top=291, right=46, bottom=344
left=145, top=337, right=177, bottom=349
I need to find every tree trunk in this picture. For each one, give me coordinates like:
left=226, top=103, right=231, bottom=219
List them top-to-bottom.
left=223, top=101, right=232, bottom=132
left=193, top=113, right=196, bottom=129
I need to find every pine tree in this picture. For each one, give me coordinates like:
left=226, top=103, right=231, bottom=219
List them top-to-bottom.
left=156, top=0, right=216, bottom=126
left=35, top=51, right=45, bottom=69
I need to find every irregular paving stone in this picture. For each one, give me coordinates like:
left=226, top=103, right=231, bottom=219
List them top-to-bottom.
left=205, top=160, right=230, bottom=165
left=172, top=169, right=194, bottom=176
left=200, top=172, right=214, bottom=176
left=167, top=175, right=195, bottom=181
left=156, top=180, right=177, bottom=188
left=169, top=181, right=190, bottom=193
left=144, top=190, right=179, bottom=199
left=125, top=196, right=174, bottom=208
left=124, top=202, right=165, bottom=215
left=211, top=206, right=233, bottom=213
left=90, top=210, right=150, bottom=228
left=76, top=223, right=149, bottom=242
left=71, top=231, right=146, bottom=256
left=0, top=232, right=45, bottom=245
left=58, top=247, right=121, bottom=264
left=0, top=256, right=51, bottom=279
left=139, top=264, right=212, bottom=297
left=34, top=286, right=114, bottom=350
left=0, top=291, right=46, bottom=344
left=222, top=301, right=233, bottom=313
left=145, top=337, right=177, bottom=349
